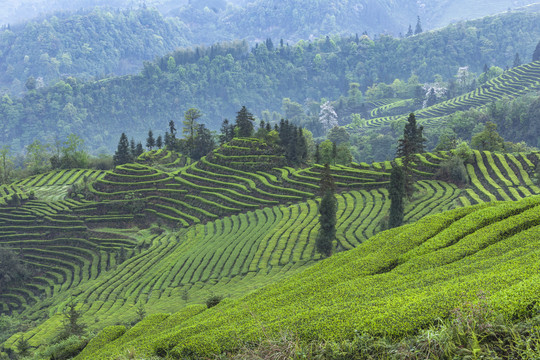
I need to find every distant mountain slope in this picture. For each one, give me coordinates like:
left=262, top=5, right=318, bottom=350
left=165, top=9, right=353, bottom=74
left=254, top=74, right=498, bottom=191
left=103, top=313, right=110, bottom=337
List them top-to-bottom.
left=194, top=0, right=540, bottom=43
left=0, top=7, right=189, bottom=94
left=2, top=11, right=540, bottom=153
left=357, top=61, right=540, bottom=133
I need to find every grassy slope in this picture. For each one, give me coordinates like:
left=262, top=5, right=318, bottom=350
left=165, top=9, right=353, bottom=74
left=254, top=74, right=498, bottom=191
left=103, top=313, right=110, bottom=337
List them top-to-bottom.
left=357, top=60, right=540, bottom=130
left=2, top=145, right=540, bottom=353
left=76, top=195, right=540, bottom=358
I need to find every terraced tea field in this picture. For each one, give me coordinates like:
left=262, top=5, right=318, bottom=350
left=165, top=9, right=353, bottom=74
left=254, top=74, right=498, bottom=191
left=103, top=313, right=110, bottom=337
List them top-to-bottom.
left=356, top=61, right=540, bottom=130
left=1, top=141, right=539, bottom=352
left=73, top=194, right=540, bottom=359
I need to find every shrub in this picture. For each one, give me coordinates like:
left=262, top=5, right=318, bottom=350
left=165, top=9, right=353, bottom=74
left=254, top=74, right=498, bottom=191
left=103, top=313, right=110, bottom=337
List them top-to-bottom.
left=436, top=156, right=469, bottom=186
left=205, top=295, right=224, bottom=309
left=36, top=335, right=89, bottom=360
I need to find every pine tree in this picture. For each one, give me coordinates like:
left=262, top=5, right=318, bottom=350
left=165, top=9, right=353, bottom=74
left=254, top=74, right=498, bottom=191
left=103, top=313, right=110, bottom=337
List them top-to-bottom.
left=414, top=16, right=423, bottom=35
left=406, top=24, right=413, bottom=37
left=533, top=40, right=540, bottom=62
left=513, top=53, right=521, bottom=68
left=426, top=88, right=437, bottom=107
left=236, top=106, right=255, bottom=137
left=183, top=108, right=202, bottom=156
left=397, top=113, right=425, bottom=196
left=219, top=119, right=235, bottom=144
left=169, top=120, right=177, bottom=138
left=192, top=124, right=216, bottom=160
left=297, top=128, right=307, bottom=163
left=146, top=130, right=155, bottom=150
left=113, top=133, right=131, bottom=166
left=156, top=135, right=163, bottom=149
left=130, top=138, right=136, bottom=158
left=136, top=142, right=144, bottom=156
left=315, top=143, right=320, bottom=164
left=317, top=164, right=336, bottom=257
left=388, top=165, right=405, bottom=228
left=61, top=300, right=86, bottom=338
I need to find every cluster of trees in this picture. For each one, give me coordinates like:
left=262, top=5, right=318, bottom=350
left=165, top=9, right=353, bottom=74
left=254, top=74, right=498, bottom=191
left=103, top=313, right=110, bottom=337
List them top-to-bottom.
left=0, top=8, right=189, bottom=93
left=1, top=12, right=539, bottom=153
left=114, top=105, right=313, bottom=166
left=0, top=134, right=112, bottom=185
left=0, top=246, right=30, bottom=292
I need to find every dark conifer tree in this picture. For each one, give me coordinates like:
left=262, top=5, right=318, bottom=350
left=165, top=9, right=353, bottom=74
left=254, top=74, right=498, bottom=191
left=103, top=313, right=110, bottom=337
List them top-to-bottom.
left=414, top=16, right=423, bottom=35
left=406, top=25, right=413, bottom=37
left=533, top=40, right=540, bottom=62
left=513, top=53, right=521, bottom=68
left=426, top=88, right=437, bottom=107
left=235, top=106, right=255, bottom=137
left=397, top=113, right=425, bottom=196
left=219, top=119, right=235, bottom=144
left=169, top=120, right=177, bottom=138
left=265, top=122, right=271, bottom=132
left=192, top=124, right=216, bottom=160
left=286, top=126, right=297, bottom=163
left=297, top=128, right=307, bottom=163
left=146, top=130, right=155, bottom=150
left=164, top=132, right=172, bottom=148
left=113, top=133, right=131, bottom=166
left=156, top=135, right=163, bottom=149
left=130, top=138, right=136, bottom=158
left=332, top=141, right=337, bottom=165
left=135, top=142, right=144, bottom=156
left=315, top=143, right=320, bottom=164
left=317, top=164, right=336, bottom=257
left=388, top=165, right=405, bottom=228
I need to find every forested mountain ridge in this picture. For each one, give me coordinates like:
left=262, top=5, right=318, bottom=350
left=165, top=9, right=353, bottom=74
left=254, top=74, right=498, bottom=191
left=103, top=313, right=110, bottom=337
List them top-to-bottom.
left=174, top=0, right=540, bottom=44
left=0, top=7, right=190, bottom=94
left=1, top=11, right=540, bottom=154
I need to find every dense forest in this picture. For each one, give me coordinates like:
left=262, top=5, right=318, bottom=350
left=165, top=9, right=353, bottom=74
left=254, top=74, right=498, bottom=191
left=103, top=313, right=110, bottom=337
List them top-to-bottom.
left=3, top=0, right=540, bottom=95
left=0, top=8, right=190, bottom=94
left=1, top=11, right=539, bottom=156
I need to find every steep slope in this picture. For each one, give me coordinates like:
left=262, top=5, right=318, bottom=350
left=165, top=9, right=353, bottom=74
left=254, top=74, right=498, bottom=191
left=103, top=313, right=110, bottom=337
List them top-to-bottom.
left=72, top=195, right=540, bottom=358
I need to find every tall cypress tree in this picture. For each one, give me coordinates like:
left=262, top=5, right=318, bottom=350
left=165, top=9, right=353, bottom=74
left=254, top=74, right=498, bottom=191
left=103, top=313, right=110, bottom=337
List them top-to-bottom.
left=414, top=16, right=423, bottom=35
left=533, top=40, right=540, bottom=62
left=236, top=106, right=255, bottom=137
left=397, top=113, right=425, bottom=196
left=146, top=130, right=155, bottom=150
left=113, top=133, right=131, bottom=166
left=317, top=164, right=336, bottom=257
left=388, top=165, right=405, bottom=228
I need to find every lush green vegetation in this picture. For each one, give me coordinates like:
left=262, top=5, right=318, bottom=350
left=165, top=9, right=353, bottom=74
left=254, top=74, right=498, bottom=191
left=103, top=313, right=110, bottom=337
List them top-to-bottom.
left=0, top=8, right=189, bottom=94
left=2, top=11, right=540, bottom=153
left=2, top=134, right=540, bottom=358
left=61, top=195, right=540, bottom=359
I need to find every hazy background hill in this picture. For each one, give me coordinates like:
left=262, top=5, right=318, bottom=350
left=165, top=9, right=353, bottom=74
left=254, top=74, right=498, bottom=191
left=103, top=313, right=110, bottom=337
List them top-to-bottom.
left=2, top=0, right=540, bottom=94
left=1, top=10, right=539, bottom=154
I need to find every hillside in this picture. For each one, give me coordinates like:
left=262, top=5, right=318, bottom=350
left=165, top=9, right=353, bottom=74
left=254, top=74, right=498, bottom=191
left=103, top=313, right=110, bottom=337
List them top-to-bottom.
left=173, top=0, right=540, bottom=43
left=0, top=7, right=189, bottom=94
left=2, top=11, right=540, bottom=153
left=357, top=61, right=540, bottom=131
left=1, top=138, right=540, bottom=356
left=4, top=173, right=540, bottom=358
left=70, top=194, right=540, bottom=359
